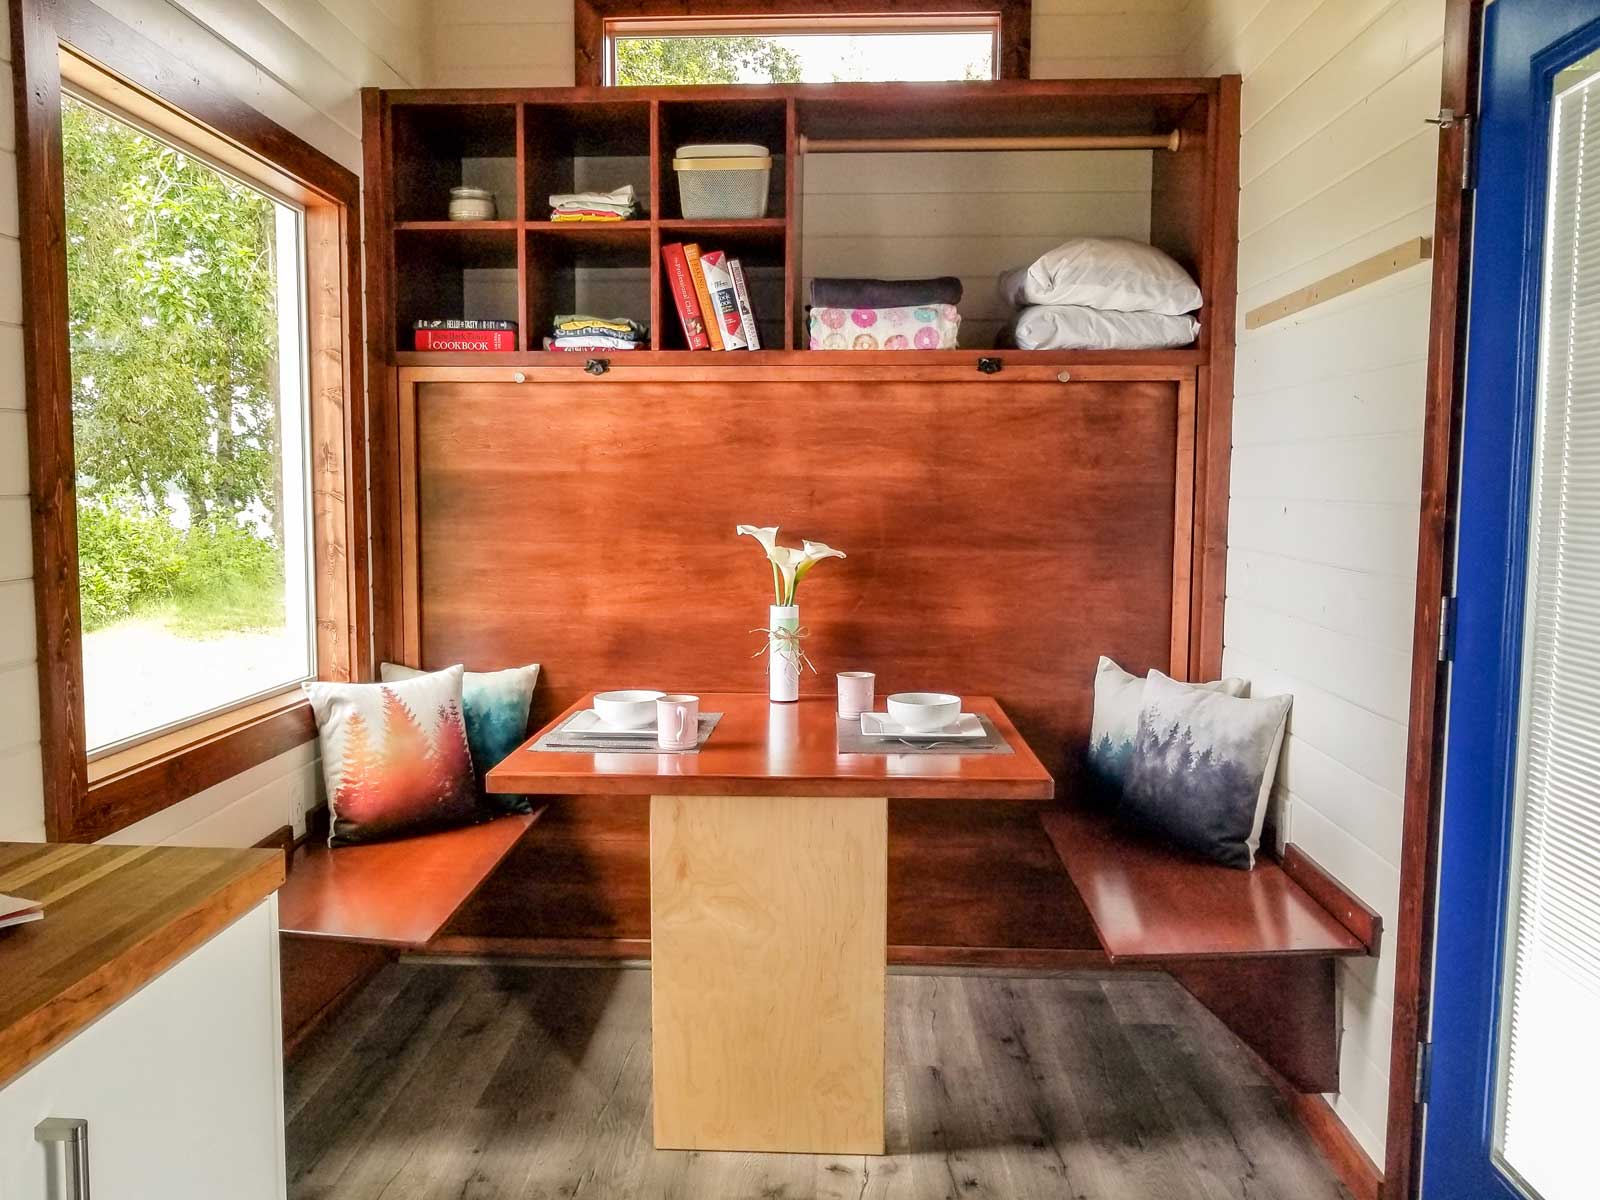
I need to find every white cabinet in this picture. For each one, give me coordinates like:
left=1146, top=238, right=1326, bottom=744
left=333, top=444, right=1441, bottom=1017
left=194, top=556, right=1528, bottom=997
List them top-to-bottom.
left=0, top=897, right=286, bottom=1200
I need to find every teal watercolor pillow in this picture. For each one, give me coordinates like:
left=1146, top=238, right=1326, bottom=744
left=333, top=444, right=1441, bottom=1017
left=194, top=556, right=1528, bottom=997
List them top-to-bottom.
left=1086, top=656, right=1248, bottom=797
left=381, top=662, right=540, bottom=814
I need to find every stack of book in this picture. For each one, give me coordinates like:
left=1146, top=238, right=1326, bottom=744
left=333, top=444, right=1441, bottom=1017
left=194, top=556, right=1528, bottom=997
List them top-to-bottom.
left=661, top=243, right=761, bottom=351
left=413, top=319, right=517, bottom=352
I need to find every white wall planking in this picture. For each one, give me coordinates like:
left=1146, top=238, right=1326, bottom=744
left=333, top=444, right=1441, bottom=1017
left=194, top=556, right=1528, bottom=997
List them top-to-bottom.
left=1192, top=0, right=1444, bottom=1161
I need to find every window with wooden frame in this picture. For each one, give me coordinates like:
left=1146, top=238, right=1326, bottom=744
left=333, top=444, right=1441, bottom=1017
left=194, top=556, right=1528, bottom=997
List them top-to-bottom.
left=12, top=0, right=368, bottom=842
left=576, top=1, right=1033, bottom=86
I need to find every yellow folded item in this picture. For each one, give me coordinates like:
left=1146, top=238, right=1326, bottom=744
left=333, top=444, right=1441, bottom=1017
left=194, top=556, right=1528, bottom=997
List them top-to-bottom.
left=551, top=212, right=624, bottom=222
left=554, top=318, right=638, bottom=334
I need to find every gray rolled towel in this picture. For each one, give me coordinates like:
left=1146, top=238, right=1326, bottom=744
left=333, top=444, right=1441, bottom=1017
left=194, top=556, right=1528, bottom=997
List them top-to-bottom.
left=809, top=276, right=963, bottom=309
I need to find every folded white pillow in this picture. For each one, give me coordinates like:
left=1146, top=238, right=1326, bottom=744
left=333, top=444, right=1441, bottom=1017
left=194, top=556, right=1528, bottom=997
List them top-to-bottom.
left=999, top=237, right=1203, bottom=315
left=1012, top=306, right=1199, bottom=351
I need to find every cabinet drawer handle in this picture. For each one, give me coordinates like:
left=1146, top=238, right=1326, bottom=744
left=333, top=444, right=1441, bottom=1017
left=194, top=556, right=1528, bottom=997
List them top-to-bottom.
left=977, top=356, right=1003, bottom=375
left=584, top=358, right=610, bottom=376
left=36, top=1117, right=90, bottom=1200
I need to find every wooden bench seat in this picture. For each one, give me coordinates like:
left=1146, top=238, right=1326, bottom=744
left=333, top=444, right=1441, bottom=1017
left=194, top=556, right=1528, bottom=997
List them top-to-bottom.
left=1041, top=805, right=1380, bottom=1093
left=276, top=811, right=538, bottom=1052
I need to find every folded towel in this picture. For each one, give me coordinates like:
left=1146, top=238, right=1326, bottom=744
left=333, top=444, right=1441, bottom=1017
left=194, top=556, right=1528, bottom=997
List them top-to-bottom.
left=549, top=185, right=637, bottom=211
left=551, top=211, right=628, bottom=222
left=809, top=276, right=963, bottom=309
left=808, top=304, right=960, bottom=351
left=554, top=314, right=648, bottom=340
left=545, top=335, right=643, bottom=351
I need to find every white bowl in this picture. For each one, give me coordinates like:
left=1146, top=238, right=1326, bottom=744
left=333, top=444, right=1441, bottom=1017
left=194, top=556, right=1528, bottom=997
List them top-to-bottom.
left=593, top=689, right=664, bottom=729
left=887, top=692, right=961, bottom=732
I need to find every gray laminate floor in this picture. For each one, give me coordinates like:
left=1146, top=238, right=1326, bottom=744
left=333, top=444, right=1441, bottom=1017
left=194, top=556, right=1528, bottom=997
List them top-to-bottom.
left=285, top=962, right=1353, bottom=1200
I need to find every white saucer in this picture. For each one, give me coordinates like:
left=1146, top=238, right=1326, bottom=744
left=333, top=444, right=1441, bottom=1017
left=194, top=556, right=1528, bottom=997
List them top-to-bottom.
left=562, top=709, right=658, bottom=738
left=858, top=712, right=986, bottom=739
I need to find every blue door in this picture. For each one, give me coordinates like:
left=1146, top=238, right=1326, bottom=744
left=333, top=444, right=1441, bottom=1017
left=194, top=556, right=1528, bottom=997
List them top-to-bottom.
left=1423, top=3, right=1600, bottom=1199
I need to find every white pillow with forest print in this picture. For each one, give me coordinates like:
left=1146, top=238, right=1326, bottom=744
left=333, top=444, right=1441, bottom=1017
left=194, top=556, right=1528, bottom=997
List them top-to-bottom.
left=1086, top=656, right=1247, bottom=796
left=304, top=664, right=480, bottom=846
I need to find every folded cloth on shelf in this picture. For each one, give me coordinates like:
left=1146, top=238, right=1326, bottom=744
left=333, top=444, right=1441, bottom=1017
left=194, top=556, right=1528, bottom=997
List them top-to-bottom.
left=549, top=184, right=639, bottom=220
left=551, top=210, right=627, bottom=222
left=809, top=276, right=963, bottom=309
left=808, top=303, right=960, bottom=351
left=1007, top=305, right=1199, bottom=351
left=554, top=314, right=648, bottom=341
left=546, top=335, right=643, bottom=351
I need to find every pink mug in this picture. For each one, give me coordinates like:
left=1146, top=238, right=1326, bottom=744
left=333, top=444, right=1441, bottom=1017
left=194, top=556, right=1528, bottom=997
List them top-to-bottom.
left=837, top=671, right=875, bottom=719
left=656, top=694, right=700, bottom=750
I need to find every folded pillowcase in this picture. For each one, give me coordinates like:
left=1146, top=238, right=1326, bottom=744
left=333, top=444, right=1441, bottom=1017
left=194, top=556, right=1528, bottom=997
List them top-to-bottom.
left=998, top=237, right=1202, bottom=315
left=809, top=276, right=964, bottom=309
left=1011, top=306, right=1199, bottom=351
left=1088, top=657, right=1249, bottom=795
left=381, top=662, right=540, bottom=815
left=305, top=665, right=481, bottom=846
left=1124, top=670, right=1292, bottom=869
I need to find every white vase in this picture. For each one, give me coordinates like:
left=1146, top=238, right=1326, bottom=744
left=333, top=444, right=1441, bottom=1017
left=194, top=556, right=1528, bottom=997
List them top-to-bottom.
left=768, top=604, right=801, bottom=702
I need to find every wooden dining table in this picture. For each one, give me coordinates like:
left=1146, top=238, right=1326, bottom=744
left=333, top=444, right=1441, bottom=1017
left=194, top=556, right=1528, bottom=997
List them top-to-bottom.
left=486, top=692, right=1054, bottom=1156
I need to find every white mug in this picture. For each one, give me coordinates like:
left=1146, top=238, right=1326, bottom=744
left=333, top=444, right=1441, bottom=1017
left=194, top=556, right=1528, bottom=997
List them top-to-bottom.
left=837, top=671, right=875, bottom=719
left=656, top=694, right=700, bottom=750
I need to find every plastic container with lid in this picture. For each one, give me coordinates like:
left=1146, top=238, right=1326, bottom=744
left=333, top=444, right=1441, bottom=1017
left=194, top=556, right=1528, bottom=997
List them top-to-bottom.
left=672, top=144, right=771, bottom=220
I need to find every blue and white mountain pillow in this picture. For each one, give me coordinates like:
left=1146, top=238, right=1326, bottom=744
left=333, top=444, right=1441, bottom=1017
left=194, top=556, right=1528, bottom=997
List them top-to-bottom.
left=1086, top=656, right=1248, bottom=796
left=381, top=662, right=540, bottom=814
left=1123, top=670, right=1292, bottom=869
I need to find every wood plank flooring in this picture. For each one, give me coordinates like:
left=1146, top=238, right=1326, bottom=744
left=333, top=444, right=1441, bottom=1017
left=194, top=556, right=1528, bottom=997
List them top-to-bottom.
left=286, top=962, right=1352, bottom=1200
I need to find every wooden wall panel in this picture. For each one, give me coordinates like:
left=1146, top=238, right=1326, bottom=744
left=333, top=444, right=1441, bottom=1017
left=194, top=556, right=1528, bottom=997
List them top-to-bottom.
left=411, top=377, right=1183, bottom=782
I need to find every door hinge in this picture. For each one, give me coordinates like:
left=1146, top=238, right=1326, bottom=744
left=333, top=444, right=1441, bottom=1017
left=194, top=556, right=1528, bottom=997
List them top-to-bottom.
left=1427, top=108, right=1475, bottom=190
left=1437, top=594, right=1457, bottom=663
left=1415, top=1040, right=1434, bottom=1105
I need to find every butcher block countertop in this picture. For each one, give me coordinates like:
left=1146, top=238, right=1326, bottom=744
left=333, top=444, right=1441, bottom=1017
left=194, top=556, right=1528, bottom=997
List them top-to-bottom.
left=0, top=841, right=284, bottom=1089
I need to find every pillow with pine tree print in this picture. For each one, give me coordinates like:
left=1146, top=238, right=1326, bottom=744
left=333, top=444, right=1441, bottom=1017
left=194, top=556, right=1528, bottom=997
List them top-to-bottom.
left=1086, top=656, right=1248, bottom=798
left=380, top=661, right=540, bottom=815
left=305, top=665, right=481, bottom=846
left=1122, top=670, right=1292, bottom=870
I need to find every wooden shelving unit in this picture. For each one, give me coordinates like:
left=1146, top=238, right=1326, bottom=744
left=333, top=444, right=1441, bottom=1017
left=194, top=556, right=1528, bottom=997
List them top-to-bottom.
left=363, top=78, right=1237, bottom=366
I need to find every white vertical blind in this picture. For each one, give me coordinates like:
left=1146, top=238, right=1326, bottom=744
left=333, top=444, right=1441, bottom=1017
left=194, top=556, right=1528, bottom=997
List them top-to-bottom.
left=1495, top=58, right=1600, bottom=1200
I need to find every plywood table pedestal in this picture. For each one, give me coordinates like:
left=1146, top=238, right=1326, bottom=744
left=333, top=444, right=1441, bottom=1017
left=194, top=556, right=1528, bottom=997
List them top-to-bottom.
left=487, top=693, right=1054, bottom=1157
left=650, top=792, right=887, bottom=1154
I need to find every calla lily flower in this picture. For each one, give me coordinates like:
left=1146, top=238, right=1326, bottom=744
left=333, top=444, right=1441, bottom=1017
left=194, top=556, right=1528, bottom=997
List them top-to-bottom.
left=737, top=525, right=847, bottom=605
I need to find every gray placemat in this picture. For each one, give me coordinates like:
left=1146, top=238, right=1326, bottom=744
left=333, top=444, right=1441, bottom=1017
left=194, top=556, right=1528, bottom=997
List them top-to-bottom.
left=533, top=711, right=723, bottom=753
left=836, top=714, right=1015, bottom=756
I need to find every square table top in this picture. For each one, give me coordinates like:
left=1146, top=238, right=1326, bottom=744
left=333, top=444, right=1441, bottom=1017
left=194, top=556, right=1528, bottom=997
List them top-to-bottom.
left=486, top=692, right=1055, bottom=801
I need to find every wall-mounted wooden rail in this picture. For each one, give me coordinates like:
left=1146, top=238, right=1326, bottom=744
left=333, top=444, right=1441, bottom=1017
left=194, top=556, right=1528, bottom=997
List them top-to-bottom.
left=799, top=131, right=1183, bottom=153
left=1245, top=236, right=1434, bottom=330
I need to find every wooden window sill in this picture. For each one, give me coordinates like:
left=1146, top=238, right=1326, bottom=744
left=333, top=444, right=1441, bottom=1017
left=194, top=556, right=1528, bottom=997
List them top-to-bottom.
left=72, top=690, right=318, bottom=843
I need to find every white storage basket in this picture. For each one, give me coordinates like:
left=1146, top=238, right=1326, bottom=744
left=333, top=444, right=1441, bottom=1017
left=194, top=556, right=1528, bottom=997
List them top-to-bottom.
left=672, top=143, right=771, bottom=219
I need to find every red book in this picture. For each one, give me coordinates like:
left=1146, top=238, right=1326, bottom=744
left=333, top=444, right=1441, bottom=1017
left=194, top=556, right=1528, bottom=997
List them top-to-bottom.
left=661, top=243, right=711, bottom=350
left=414, top=329, right=516, bottom=352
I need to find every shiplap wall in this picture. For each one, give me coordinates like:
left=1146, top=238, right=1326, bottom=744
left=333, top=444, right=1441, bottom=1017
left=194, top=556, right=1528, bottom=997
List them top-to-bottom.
left=0, top=0, right=427, bottom=845
left=1187, top=0, right=1444, bottom=1164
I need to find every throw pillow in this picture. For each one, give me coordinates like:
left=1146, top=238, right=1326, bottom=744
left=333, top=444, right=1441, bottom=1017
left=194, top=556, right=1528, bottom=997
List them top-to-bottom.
left=1086, top=656, right=1248, bottom=794
left=381, top=662, right=540, bottom=814
left=305, top=665, right=481, bottom=846
left=1123, top=670, right=1293, bottom=869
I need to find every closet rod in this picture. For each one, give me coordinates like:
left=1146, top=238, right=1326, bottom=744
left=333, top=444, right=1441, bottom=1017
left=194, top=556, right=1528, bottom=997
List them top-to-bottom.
left=798, top=131, right=1182, bottom=153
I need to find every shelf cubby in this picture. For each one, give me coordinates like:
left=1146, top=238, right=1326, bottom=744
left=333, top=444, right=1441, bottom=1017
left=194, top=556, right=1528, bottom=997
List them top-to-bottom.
left=655, top=99, right=788, bottom=222
left=524, top=101, right=652, bottom=221
left=390, top=104, right=519, bottom=224
left=655, top=220, right=789, bottom=351
left=393, top=224, right=520, bottom=350
left=525, top=224, right=652, bottom=351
